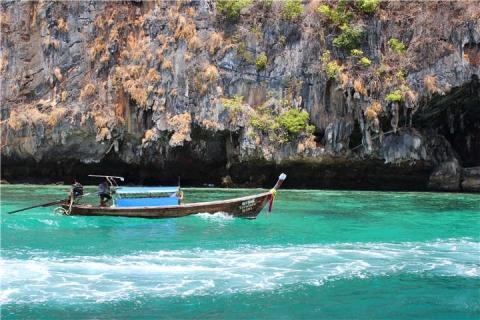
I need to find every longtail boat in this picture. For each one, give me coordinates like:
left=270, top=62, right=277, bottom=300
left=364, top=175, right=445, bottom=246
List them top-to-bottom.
left=58, top=173, right=287, bottom=219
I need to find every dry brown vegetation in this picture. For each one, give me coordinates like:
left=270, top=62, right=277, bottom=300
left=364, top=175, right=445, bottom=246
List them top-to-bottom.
left=186, top=7, right=195, bottom=17
left=0, top=11, right=10, bottom=29
left=94, top=15, right=105, bottom=30
left=175, top=15, right=196, bottom=41
left=57, top=18, right=69, bottom=32
left=109, top=28, right=119, bottom=42
left=207, top=32, right=223, bottom=55
left=157, top=34, right=167, bottom=45
left=187, top=35, right=201, bottom=51
left=43, top=36, right=60, bottom=50
left=91, top=37, right=106, bottom=58
left=464, top=44, right=480, bottom=67
left=0, top=54, right=8, bottom=74
left=161, top=59, right=173, bottom=71
left=194, top=64, right=219, bottom=96
left=203, top=64, right=219, bottom=82
left=53, top=67, right=62, bottom=81
left=146, top=68, right=161, bottom=82
left=338, top=72, right=349, bottom=88
left=423, top=74, right=440, bottom=95
left=353, top=79, right=367, bottom=96
left=123, top=80, right=148, bottom=107
left=80, top=83, right=97, bottom=100
left=404, top=86, right=418, bottom=105
left=61, top=91, right=68, bottom=102
left=364, top=101, right=382, bottom=121
left=83, top=102, right=118, bottom=141
left=7, top=104, right=65, bottom=131
left=47, top=107, right=67, bottom=127
left=364, top=108, right=377, bottom=121
left=7, top=110, right=28, bottom=131
left=167, top=112, right=192, bottom=146
left=201, top=119, right=220, bottom=131
left=97, top=127, right=111, bottom=141
left=142, top=128, right=158, bottom=145
left=144, top=129, right=156, bottom=140
left=297, top=135, right=317, bottom=153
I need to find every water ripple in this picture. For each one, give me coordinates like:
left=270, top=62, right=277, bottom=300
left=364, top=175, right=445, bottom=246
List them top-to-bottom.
left=1, top=238, right=478, bottom=305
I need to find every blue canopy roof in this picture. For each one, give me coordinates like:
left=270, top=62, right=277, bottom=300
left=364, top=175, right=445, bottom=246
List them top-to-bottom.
left=115, top=186, right=179, bottom=194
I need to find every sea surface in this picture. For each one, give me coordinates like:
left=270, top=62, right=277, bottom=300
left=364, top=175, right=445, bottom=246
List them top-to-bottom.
left=1, top=185, right=479, bottom=319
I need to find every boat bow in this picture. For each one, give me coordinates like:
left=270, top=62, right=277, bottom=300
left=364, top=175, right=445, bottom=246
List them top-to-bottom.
left=267, top=173, right=287, bottom=212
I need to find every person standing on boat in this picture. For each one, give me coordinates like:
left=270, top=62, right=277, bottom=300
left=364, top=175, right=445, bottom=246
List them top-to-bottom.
left=70, top=179, right=84, bottom=200
left=98, top=180, right=111, bottom=207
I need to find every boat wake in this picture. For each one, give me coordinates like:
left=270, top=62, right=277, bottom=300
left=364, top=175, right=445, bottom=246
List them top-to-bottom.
left=195, top=212, right=235, bottom=221
left=1, top=238, right=478, bottom=304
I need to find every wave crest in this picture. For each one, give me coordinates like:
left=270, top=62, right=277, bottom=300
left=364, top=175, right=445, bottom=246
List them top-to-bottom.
left=1, top=239, right=478, bottom=304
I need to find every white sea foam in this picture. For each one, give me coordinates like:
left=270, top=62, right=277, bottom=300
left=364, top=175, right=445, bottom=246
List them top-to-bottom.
left=195, top=212, right=234, bottom=221
left=38, top=219, right=59, bottom=227
left=1, top=239, right=478, bottom=304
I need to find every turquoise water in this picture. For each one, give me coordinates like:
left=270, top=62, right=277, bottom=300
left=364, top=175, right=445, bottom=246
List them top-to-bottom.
left=1, top=185, right=479, bottom=319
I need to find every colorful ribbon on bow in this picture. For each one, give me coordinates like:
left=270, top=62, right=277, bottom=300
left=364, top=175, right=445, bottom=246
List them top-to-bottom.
left=268, top=188, right=277, bottom=212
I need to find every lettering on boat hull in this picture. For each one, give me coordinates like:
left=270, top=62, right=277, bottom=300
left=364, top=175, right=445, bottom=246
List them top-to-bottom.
left=239, top=199, right=255, bottom=213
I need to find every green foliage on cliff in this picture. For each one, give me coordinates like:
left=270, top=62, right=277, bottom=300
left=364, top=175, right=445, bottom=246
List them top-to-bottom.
left=217, top=0, right=252, bottom=20
left=260, top=0, right=273, bottom=9
left=282, top=0, right=304, bottom=20
left=356, top=0, right=380, bottom=13
left=318, top=1, right=368, bottom=51
left=317, top=2, right=351, bottom=25
left=333, top=24, right=364, bottom=50
left=388, top=38, right=406, bottom=53
left=349, top=49, right=372, bottom=67
left=350, top=49, right=364, bottom=57
left=321, top=51, right=343, bottom=79
left=321, top=51, right=331, bottom=64
left=256, top=52, right=268, bottom=71
left=359, top=56, right=372, bottom=67
left=326, top=61, right=342, bottom=79
left=396, top=69, right=405, bottom=80
left=385, top=90, right=403, bottom=102
left=222, top=95, right=245, bottom=123
left=222, top=95, right=244, bottom=111
left=250, top=102, right=313, bottom=142
left=250, top=102, right=275, bottom=132
left=277, top=108, right=313, bottom=136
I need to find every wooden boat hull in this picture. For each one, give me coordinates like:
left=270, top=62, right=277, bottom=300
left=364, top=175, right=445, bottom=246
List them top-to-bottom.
left=62, top=192, right=272, bottom=219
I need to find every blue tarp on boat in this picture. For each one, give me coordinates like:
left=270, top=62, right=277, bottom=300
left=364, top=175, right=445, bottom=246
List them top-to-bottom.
left=115, top=187, right=179, bottom=194
left=116, top=197, right=179, bottom=207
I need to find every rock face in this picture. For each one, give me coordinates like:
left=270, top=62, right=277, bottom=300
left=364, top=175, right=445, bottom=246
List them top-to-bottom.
left=1, top=1, right=479, bottom=190
left=462, top=167, right=480, bottom=192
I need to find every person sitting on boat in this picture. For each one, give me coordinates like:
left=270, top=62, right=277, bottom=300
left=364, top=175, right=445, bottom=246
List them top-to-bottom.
left=70, top=179, right=84, bottom=200
left=98, top=180, right=111, bottom=207
left=175, top=189, right=184, bottom=205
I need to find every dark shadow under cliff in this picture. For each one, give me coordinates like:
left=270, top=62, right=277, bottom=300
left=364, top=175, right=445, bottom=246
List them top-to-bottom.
left=414, top=75, right=480, bottom=167
left=1, top=155, right=434, bottom=191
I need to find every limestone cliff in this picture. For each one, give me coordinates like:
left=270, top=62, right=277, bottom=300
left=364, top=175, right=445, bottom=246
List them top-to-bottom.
left=1, top=0, right=479, bottom=190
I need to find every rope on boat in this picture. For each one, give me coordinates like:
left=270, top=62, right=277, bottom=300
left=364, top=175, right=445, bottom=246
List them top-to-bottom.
left=54, top=192, right=91, bottom=216
left=54, top=207, right=68, bottom=215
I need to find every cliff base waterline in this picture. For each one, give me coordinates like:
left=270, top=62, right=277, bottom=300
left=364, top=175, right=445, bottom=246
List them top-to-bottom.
left=1, top=158, right=434, bottom=191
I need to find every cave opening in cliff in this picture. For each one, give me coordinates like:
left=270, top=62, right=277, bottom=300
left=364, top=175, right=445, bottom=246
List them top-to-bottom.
left=414, top=75, right=480, bottom=166
left=348, top=120, right=362, bottom=150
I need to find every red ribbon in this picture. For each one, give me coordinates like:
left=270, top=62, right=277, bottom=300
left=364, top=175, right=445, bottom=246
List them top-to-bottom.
left=268, top=194, right=274, bottom=212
